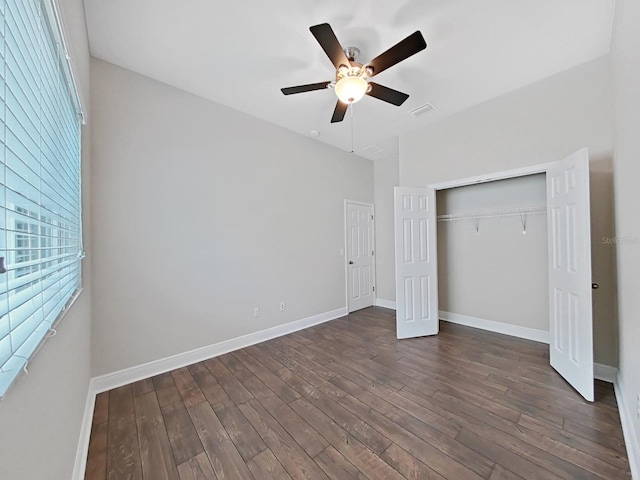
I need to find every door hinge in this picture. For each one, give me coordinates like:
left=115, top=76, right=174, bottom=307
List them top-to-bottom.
left=371, top=214, right=374, bottom=220
left=372, top=250, right=375, bottom=256
left=373, top=286, right=375, bottom=292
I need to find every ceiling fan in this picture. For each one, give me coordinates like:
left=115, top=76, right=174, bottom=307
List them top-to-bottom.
left=281, top=23, right=427, bottom=123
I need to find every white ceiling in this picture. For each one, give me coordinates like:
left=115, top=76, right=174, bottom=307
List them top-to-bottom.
left=83, top=0, right=615, bottom=160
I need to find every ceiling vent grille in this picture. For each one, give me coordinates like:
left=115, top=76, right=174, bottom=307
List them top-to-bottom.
left=408, top=103, right=435, bottom=117
left=362, top=145, right=383, bottom=155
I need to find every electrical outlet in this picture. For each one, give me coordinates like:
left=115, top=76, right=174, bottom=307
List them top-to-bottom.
left=280, top=301, right=286, bottom=312
left=253, top=307, right=260, bottom=318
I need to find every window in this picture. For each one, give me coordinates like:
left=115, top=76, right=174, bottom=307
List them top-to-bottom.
left=0, top=0, right=83, bottom=396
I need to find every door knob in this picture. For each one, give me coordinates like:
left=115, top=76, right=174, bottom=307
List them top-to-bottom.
left=348, top=261, right=354, bottom=264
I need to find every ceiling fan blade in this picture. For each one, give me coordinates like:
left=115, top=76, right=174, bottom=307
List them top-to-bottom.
left=310, top=23, right=351, bottom=69
left=366, top=31, right=427, bottom=77
left=281, top=81, right=331, bottom=95
left=366, top=82, right=409, bottom=106
left=331, top=100, right=348, bottom=123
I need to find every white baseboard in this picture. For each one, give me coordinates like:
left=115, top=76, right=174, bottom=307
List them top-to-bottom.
left=375, top=298, right=397, bottom=310
left=73, top=306, right=346, bottom=479
left=91, top=307, right=347, bottom=394
left=439, top=310, right=550, bottom=344
left=594, top=363, right=618, bottom=384
left=615, top=373, right=640, bottom=480
left=72, top=381, right=98, bottom=480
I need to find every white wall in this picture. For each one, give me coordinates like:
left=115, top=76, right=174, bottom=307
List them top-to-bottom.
left=611, top=0, right=640, bottom=474
left=0, top=1, right=92, bottom=479
left=398, top=56, right=617, bottom=366
left=90, top=59, right=373, bottom=376
left=373, top=154, right=399, bottom=304
left=437, top=175, right=548, bottom=331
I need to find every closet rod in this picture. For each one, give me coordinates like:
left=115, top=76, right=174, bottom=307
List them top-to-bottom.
left=437, top=205, right=546, bottom=222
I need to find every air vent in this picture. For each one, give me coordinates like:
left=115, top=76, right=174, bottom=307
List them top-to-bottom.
left=408, top=103, right=435, bottom=117
left=362, top=145, right=383, bottom=155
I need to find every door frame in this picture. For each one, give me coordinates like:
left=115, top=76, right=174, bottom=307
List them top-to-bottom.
left=427, top=160, right=556, bottom=333
left=428, top=160, right=555, bottom=191
left=344, top=200, right=377, bottom=312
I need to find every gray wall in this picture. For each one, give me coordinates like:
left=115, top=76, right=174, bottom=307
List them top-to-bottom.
left=611, top=0, right=640, bottom=470
left=0, top=1, right=93, bottom=479
left=398, top=56, right=617, bottom=366
left=90, top=59, right=373, bottom=376
left=373, top=154, right=399, bottom=303
left=437, top=175, right=549, bottom=331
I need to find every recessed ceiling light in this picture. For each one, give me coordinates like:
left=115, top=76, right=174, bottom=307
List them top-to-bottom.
left=310, top=130, right=320, bottom=137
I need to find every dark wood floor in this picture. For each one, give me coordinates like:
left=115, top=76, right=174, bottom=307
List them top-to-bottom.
left=85, top=307, right=631, bottom=480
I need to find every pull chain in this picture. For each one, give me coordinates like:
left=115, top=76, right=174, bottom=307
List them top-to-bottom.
left=350, top=103, right=355, bottom=153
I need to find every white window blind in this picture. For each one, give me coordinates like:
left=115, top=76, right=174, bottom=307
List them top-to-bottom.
left=0, top=0, right=83, bottom=397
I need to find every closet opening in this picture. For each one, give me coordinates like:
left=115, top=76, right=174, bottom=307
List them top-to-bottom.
left=436, top=173, right=549, bottom=343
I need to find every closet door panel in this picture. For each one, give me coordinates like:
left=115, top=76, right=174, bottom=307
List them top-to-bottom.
left=547, top=148, right=594, bottom=402
left=394, top=187, right=439, bottom=339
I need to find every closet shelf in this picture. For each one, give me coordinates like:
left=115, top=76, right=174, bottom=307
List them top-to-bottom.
left=437, top=205, right=546, bottom=222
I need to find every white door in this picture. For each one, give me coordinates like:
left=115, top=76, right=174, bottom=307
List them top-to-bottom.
left=547, top=148, right=594, bottom=401
left=394, top=187, right=439, bottom=339
left=346, top=202, right=375, bottom=313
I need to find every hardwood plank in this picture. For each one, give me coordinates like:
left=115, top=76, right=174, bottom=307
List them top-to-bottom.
left=260, top=341, right=338, bottom=382
left=232, top=349, right=301, bottom=404
left=218, top=352, right=245, bottom=372
left=203, top=356, right=253, bottom=404
left=187, top=361, right=210, bottom=376
left=328, top=363, right=461, bottom=438
left=276, top=364, right=347, bottom=402
left=171, top=367, right=207, bottom=408
left=231, top=367, right=329, bottom=458
left=191, top=368, right=235, bottom=411
left=153, top=372, right=184, bottom=413
left=131, top=377, right=155, bottom=397
left=288, top=380, right=392, bottom=455
left=106, top=385, right=142, bottom=480
left=109, top=385, right=135, bottom=418
left=134, top=391, right=179, bottom=480
left=434, top=391, right=603, bottom=479
left=93, top=392, right=109, bottom=425
left=339, top=393, right=491, bottom=479
left=289, top=397, right=404, bottom=480
left=239, top=399, right=330, bottom=480
left=188, top=401, right=255, bottom=479
left=160, top=403, right=204, bottom=465
left=215, top=404, right=267, bottom=461
left=518, top=413, right=630, bottom=471
left=563, top=417, right=629, bottom=455
left=84, top=422, right=108, bottom=480
left=456, top=428, right=562, bottom=480
left=380, top=442, right=447, bottom=480
left=313, top=446, right=368, bottom=480
left=246, top=449, right=293, bottom=480
left=177, top=452, right=217, bottom=480
left=490, top=464, right=527, bottom=479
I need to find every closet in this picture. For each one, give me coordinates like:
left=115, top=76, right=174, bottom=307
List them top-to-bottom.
left=394, top=149, right=595, bottom=401
left=436, top=174, right=548, bottom=340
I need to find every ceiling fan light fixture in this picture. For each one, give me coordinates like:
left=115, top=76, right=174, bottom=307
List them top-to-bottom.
left=334, top=75, right=368, bottom=104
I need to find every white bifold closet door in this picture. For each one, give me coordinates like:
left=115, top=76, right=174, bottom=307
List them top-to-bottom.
left=393, top=148, right=594, bottom=402
left=546, top=148, right=594, bottom=402
left=394, top=187, right=439, bottom=339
